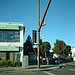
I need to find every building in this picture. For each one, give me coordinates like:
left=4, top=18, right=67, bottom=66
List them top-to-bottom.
left=0, top=22, right=25, bottom=62
left=72, top=47, right=75, bottom=61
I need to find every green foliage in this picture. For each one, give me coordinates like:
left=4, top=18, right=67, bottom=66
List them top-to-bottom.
left=24, top=35, right=34, bottom=55
left=52, top=39, right=71, bottom=56
left=52, top=39, right=66, bottom=55
left=40, top=41, right=51, bottom=58
left=65, top=45, right=71, bottom=55
left=0, top=60, right=21, bottom=67
left=0, top=60, right=13, bottom=67
left=1, top=60, right=8, bottom=67
left=7, top=60, right=13, bottom=66
left=0, top=61, right=3, bottom=67
left=15, top=61, right=21, bottom=67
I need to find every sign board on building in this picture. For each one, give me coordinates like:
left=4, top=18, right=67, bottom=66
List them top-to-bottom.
left=0, top=24, right=19, bottom=30
left=0, top=46, right=19, bottom=52
left=16, top=54, right=21, bottom=60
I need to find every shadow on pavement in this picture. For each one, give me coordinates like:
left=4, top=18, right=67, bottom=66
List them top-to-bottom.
left=62, top=59, right=73, bottom=63
left=0, top=69, right=16, bottom=73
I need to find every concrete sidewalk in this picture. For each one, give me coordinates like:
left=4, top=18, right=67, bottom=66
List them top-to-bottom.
left=0, top=65, right=59, bottom=73
left=28, top=65, right=59, bottom=71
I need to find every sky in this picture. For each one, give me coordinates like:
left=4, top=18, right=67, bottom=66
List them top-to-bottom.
left=0, top=0, right=75, bottom=52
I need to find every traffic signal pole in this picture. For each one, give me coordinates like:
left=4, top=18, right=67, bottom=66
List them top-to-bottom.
left=37, top=0, right=51, bottom=69
left=38, top=0, right=40, bottom=69
left=39, top=0, right=51, bottom=31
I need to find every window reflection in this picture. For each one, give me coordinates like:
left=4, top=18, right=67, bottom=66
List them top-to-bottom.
left=0, top=30, right=20, bottom=42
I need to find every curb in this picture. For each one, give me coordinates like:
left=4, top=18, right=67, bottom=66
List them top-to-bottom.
left=0, top=66, right=59, bottom=72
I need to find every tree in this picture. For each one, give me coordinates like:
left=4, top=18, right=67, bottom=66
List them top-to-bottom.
left=23, top=35, right=34, bottom=56
left=52, top=39, right=71, bottom=56
left=52, top=39, right=66, bottom=55
left=40, top=41, right=51, bottom=58
left=64, top=45, right=71, bottom=56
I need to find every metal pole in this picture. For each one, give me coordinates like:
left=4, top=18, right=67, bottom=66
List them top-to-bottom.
left=37, top=0, right=51, bottom=69
left=38, top=0, right=40, bottom=69
left=38, top=0, right=51, bottom=31
left=13, top=52, right=15, bottom=67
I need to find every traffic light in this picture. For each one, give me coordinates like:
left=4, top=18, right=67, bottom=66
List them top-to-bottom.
left=33, top=30, right=37, bottom=43
left=40, top=39, right=42, bottom=45
left=34, top=48, right=37, bottom=52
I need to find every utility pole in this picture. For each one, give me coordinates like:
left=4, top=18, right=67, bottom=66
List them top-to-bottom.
left=37, top=0, right=51, bottom=69
left=38, top=0, right=40, bottom=69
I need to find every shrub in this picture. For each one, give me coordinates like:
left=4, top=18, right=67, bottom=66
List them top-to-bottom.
left=0, top=60, right=21, bottom=67
left=0, top=60, right=8, bottom=67
left=0, top=60, right=13, bottom=67
left=3, top=60, right=8, bottom=67
left=7, top=60, right=13, bottom=67
left=0, top=61, right=3, bottom=67
left=15, top=61, right=21, bottom=67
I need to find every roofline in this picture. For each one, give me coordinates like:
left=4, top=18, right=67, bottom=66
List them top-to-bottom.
left=0, top=22, right=24, bottom=24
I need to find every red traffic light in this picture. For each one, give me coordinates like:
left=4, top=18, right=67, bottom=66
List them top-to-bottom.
left=33, top=30, right=37, bottom=43
left=34, top=31, right=36, bottom=33
left=34, top=48, right=37, bottom=51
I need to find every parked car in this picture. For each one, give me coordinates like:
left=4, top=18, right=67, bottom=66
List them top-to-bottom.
left=0, top=58, right=3, bottom=60
left=42, top=58, right=47, bottom=65
left=48, top=58, right=52, bottom=64
left=51, top=58, right=62, bottom=64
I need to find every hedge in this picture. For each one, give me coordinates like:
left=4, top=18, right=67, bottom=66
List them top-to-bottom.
left=0, top=60, right=21, bottom=67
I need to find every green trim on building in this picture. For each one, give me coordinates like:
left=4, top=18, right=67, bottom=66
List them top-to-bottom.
left=0, top=24, right=19, bottom=30
left=0, top=46, right=19, bottom=51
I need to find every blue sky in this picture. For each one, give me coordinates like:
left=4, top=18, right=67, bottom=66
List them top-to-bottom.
left=0, top=0, right=75, bottom=52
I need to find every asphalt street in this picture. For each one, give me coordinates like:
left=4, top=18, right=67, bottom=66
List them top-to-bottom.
left=0, top=62, right=75, bottom=75
left=42, top=62, right=75, bottom=75
left=0, top=68, right=75, bottom=75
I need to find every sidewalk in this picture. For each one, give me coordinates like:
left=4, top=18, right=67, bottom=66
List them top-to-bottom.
left=0, top=65, right=59, bottom=73
left=28, top=65, right=59, bottom=71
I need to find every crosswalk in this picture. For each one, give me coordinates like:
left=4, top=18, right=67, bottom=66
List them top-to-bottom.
left=43, top=68, right=75, bottom=75
left=69, top=69, right=75, bottom=71
left=43, top=71, right=55, bottom=75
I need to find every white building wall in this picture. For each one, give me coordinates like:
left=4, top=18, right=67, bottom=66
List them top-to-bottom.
left=0, top=22, right=24, bottom=62
left=72, top=47, right=75, bottom=61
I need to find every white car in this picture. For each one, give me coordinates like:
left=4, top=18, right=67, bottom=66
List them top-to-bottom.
left=51, top=58, right=62, bottom=64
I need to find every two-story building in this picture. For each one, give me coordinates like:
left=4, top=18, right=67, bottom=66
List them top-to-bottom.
left=0, top=22, right=25, bottom=62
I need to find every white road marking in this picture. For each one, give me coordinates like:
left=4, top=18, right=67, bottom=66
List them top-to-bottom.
left=61, top=64, right=66, bottom=65
left=69, top=69, right=75, bottom=71
left=43, top=71, right=55, bottom=75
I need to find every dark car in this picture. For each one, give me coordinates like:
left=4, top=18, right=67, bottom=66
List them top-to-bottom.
left=0, top=58, right=3, bottom=60
left=51, top=58, right=62, bottom=64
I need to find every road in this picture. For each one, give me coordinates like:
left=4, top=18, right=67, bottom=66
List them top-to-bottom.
left=0, top=62, right=75, bottom=75
left=42, top=63, right=75, bottom=75
left=43, top=66, right=75, bottom=75
left=0, top=68, right=75, bottom=75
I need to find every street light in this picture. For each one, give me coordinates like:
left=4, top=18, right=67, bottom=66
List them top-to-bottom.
left=42, top=22, right=46, bottom=26
left=41, top=37, right=45, bottom=39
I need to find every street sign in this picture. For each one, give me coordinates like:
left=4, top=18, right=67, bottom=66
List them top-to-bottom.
left=16, top=54, right=21, bottom=60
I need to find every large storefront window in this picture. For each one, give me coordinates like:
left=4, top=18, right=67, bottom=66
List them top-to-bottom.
left=0, top=30, right=20, bottom=42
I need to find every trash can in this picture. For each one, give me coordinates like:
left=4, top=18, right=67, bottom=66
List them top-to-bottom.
left=22, top=55, right=28, bottom=68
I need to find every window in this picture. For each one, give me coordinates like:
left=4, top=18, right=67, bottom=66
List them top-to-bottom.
left=0, top=30, right=20, bottom=42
